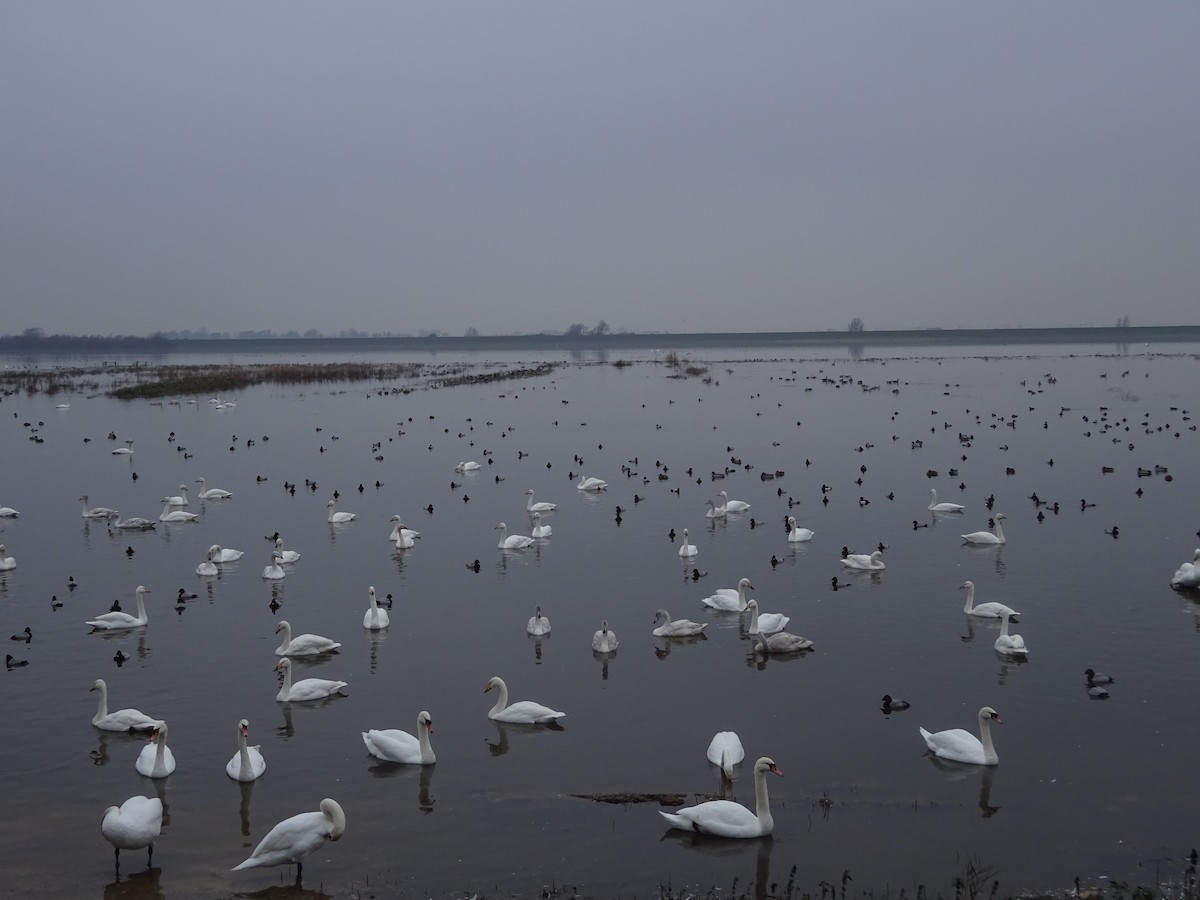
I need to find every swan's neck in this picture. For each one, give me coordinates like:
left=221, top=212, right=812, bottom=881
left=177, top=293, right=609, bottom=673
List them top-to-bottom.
left=928, top=490, right=936, bottom=510
left=994, top=520, right=1006, bottom=541
left=962, top=585, right=975, bottom=614
left=134, top=592, right=147, bottom=622
left=749, top=605, right=760, bottom=631
left=999, top=616, right=1010, bottom=638
left=276, top=625, right=292, bottom=653
left=280, top=664, right=292, bottom=692
left=489, top=681, right=509, bottom=716
left=94, top=685, right=108, bottom=720
left=978, top=718, right=997, bottom=763
left=419, top=722, right=432, bottom=757
left=155, top=731, right=169, bottom=764
left=237, top=731, right=251, bottom=773
left=753, top=765, right=773, bottom=829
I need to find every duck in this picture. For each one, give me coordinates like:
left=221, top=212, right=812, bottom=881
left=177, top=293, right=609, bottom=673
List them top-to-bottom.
left=576, top=475, right=607, bottom=491
left=195, top=476, right=233, bottom=499
left=163, top=485, right=189, bottom=506
left=927, top=488, right=965, bottom=513
left=525, top=489, right=557, bottom=512
left=718, top=490, right=751, bottom=514
left=80, top=495, right=118, bottom=518
left=158, top=498, right=198, bottom=523
left=325, top=498, right=356, bottom=523
left=530, top=511, right=553, bottom=538
left=961, top=513, right=1007, bottom=545
left=388, top=515, right=420, bottom=547
left=786, top=516, right=815, bottom=542
left=495, top=522, right=535, bottom=550
left=677, top=527, right=698, bottom=558
left=273, top=536, right=301, bottom=563
left=0, top=544, right=15, bottom=571
left=208, top=544, right=245, bottom=562
left=1170, top=548, right=1200, bottom=589
left=840, top=549, right=886, bottom=570
left=261, top=552, right=286, bottom=580
left=701, top=577, right=753, bottom=611
left=959, top=581, right=1020, bottom=620
left=87, top=585, right=151, bottom=630
left=363, top=586, right=390, bottom=630
left=745, top=598, right=791, bottom=635
left=526, top=606, right=551, bottom=636
left=652, top=609, right=707, bottom=637
left=994, top=612, right=1027, bottom=656
left=275, top=620, right=340, bottom=656
left=591, top=620, right=619, bottom=653
left=10, top=627, right=31, bottom=643
left=751, top=629, right=813, bottom=653
left=6, top=654, right=29, bottom=668
left=274, top=658, right=348, bottom=702
left=1085, top=668, right=1114, bottom=685
left=483, top=675, right=565, bottom=723
left=91, top=678, right=158, bottom=732
left=881, top=694, right=911, bottom=711
left=919, top=706, right=1002, bottom=765
left=362, top=710, right=436, bottom=764
left=225, top=718, right=267, bottom=781
left=134, top=721, right=176, bottom=778
left=706, top=731, right=745, bottom=782
left=659, top=757, right=782, bottom=838
left=101, top=795, right=163, bottom=874
left=232, top=798, right=346, bottom=877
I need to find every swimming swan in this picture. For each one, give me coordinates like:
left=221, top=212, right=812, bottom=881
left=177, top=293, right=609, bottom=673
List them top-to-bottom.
left=455, top=461, right=481, bottom=473
left=576, top=475, right=607, bottom=492
left=195, top=476, right=233, bottom=499
left=164, top=485, right=189, bottom=507
left=525, top=489, right=557, bottom=512
left=928, top=489, right=965, bottom=513
left=719, top=490, right=751, bottom=514
left=81, top=495, right=119, bottom=518
left=158, top=499, right=198, bottom=523
left=326, top=499, right=356, bottom=523
left=530, top=511, right=553, bottom=538
left=961, top=513, right=1007, bottom=545
left=388, top=515, right=420, bottom=547
left=786, top=516, right=815, bottom=542
left=496, top=522, right=535, bottom=550
left=678, top=527, right=698, bottom=558
left=273, top=537, right=300, bottom=563
left=0, top=544, right=14, bottom=571
left=208, top=544, right=244, bottom=562
left=196, top=547, right=219, bottom=577
left=841, top=549, right=885, bottom=570
left=1170, top=549, right=1200, bottom=589
left=261, top=552, right=286, bottom=580
left=701, top=577, right=753, bottom=611
left=959, top=581, right=1020, bottom=620
left=87, top=586, right=150, bottom=630
left=363, top=586, right=390, bottom=630
left=745, top=598, right=791, bottom=635
left=526, top=606, right=551, bottom=636
left=652, top=609, right=707, bottom=637
left=994, top=612, right=1028, bottom=656
left=275, top=620, right=341, bottom=656
left=592, top=620, right=619, bottom=652
left=751, top=629, right=813, bottom=653
left=274, top=658, right=348, bottom=702
left=484, top=675, right=565, bottom=723
left=91, top=678, right=158, bottom=732
left=919, top=706, right=1002, bottom=765
left=362, top=710, right=435, bottom=764
left=226, top=718, right=267, bottom=781
left=134, top=721, right=176, bottom=778
left=706, top=731, right=745, bottom=781
left=659, top=756, right=782, bottom=837
left=101, top=795, right=162, bottom=873
left=232, top=798, right=345, bottom=876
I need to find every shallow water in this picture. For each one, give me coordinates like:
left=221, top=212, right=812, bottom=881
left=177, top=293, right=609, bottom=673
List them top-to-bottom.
left=1, top=344, right=1198, bottom=898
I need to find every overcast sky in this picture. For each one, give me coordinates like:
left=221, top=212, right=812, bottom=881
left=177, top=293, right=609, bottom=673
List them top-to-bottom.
left=3, top=3, right=1198, bottom=337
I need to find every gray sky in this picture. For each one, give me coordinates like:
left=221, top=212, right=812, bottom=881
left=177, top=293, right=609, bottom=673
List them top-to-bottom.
left=3, top=3, right=1198, bottom=337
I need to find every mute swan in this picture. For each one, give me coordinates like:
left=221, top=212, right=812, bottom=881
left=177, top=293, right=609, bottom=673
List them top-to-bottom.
left=111, top=441, right=134, bottom=455
left=455, top=461, right=481, bottom=473
left=576, top=475, right=607, bottom=491
left=195, top=476, right=233, bottom=499
left=164, top=485, right=189, bottom=506
left=525, top=489, right=557, bottom=512
left=928, top=489, right=965, bottom=513
left=719, top=490, right=751, bottom=514
left=81, top=495, right=118, bottom=518
left=159, top=498, right=198, bottom=522
left=326, top=498, right=356, bottom=523
left=705, top=499, right=727, bottom=519
left=0, top=506, right=19, bottom=517
left=530, top=511, right=553, bottom=538
left=961, top=513, right=1007, bottom=545
left=111, top=515, right=155, bottom=530
left=388, top=515, right=420, bottom=546
left=786, top=516, right=815, bottom=542
left=496, top=522, right=535, bottom=550
left=678, top=527, right=698, bottom=558
left=273, top=536, right=300, bottom=563
left=0, top=544, right=14, bottom=571
left=208, top=544, right=244, bottom=562
left=196, top=547, right=218, bottom=577
left=841, top=549, right=885, bottom=570
left=1170, top=549, right=1200, bottom=589
left=261, top=552, right=286, bottom=580
left=701, top=577, right=753, bottom=611
left=959, top=581, right=1020, bottom=620
left=87, top=585, right=150, bottom=630
left=363, top=586, right=390, bottom=630
left=745, top=598, right=791, bottom=635
left=526, top=606, right=551, bottom=636
left=652, top=609, right=707, bottom=637
left=994, top=612, right=1027, bottom=656
left=275, top=620, right=341, bottom=656
left=592, top=620, right=619, bottom=652
left=752, top=629, right=813, bottom=653
left=274, top=658, right=348, bottom=702
left=484, top=675, right=565, bottom=723
left=91, top=678, right=158, bottom=732
left=919, top=706, right=1002, bottom=765
left=362, top=710, right=435, bottom=764
left=225, top=718, right=267, bottom=782
left=135, top=721, right=176, bottom=778
left=706, top=731, right=745, bottom=781
left=660, top=756, right=782, bottom=837
left=101, top=795, right=162, bottom=873
left=232, top=798, right=345, bottom=877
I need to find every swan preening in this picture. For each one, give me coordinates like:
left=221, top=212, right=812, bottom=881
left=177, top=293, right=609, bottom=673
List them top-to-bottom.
left=576, top=475, right=607, bottom=492
left=195, top=476, right=233, bottom=499
left=928, top=488, right=965, bottom=513
left=525, top=489, right=557, bottom=512
left=718, top=490, right=751, bottom=514
left=81, top=495, right=118, bottom=518
left=158, top=498, right=198, bottom=523
left=326, top=499, right=356, bottom=523
left=530, top=511, right=553, bottom=538
left=961, top=513, right=1007, bottom=545
left=110, top=515, right=155, bottom=531
left=786, top=516, right=815, bottom=542
left=496, top=522, right=535, bottom=550
left=678, top=527, right=698, bottom=558
left=273, top=536, right=300, bottom=563
left=0, top=544, right=15, bottom=571
left=1170, top=548, right=1200, bottom=589
left=196, top=549, right=218, bottom=577
left=841, top=549, right=885, bottom=570
left=701, top=577, right=753, bottom=611
left=959, top=581, right=1020, bottom=620
left=87, top=585, right=150, bottom=630
left=363, top=586, right=390, bottom=630
left=745, top=598, right=791, bottom=635
left=526, top=606, right=551, bottom=636
left=652, top=609, right=707, bottom=637
left=994, top=612, right=1028, bottom=656
left=275, top=620, right=341, bottom=656
left=592, top=620, right=619, bottom=653
left=752, top=629, right=813, bottom=653
left=274, top=658, right=348, bottom=702
left=484, top=675, right=565, bottom=723
left=91, top=678, right=158, bottom=732
left=919, top=706, right=1002, bottom=765
left=363, top=710, right=436, bottom=764
left=226, top=718, right=267, bottom=781
left=134, top=721, right=176, bottom=778
left=706, top=731, right=745, bottom=781
left=659, top=756, right=782, bottom=837
left=101, top=795, right=162, bottom=873
left=232, top=798, right=346, bottom=876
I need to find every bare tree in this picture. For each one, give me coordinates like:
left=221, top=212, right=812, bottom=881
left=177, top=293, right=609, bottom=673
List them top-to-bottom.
left=848, top=317, right=865, bottom=333
left=593, top=319, right=610, bottom=336
left=565, top=323, right=587, bottom=337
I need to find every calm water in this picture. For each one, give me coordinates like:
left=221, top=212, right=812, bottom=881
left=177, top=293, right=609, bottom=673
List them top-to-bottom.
left=1, top=344, right=1198, bottom=899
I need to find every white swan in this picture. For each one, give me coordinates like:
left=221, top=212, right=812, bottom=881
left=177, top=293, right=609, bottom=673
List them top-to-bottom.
left=111, top=441, right=134, bottom=455
left=454, top=460, right=481, bottom=473
left=576, top=475, right=607, bottom=492
left=195, top=476, right=233, bottom=499
left=164, top=485, right=188, bottom=506
left=928, top=488, right=965, bottom=513
left=525, top=489, right=557, bottom=512
left=719, top=490, right=751, bottom=514
left=81, top=495, right=118, bottom=518
left=158, top=498, right=198, bottom=522
left=326, top=498, right=356, bottom=523
left=705, top=499, right=727, bottom=519
left=0, top=506, right=18, bottom=517
left=529, top=511, right=553, bottom=538
left=961, top=513, right=1007, bottom=545
left=111, top=515, right=155, bottom=531
left=388, top=515, right=420, bottom=546
left=786, top=516, right=815, bottom=542
left=496, top=522, right=535, bottom=550
left=678, top=527, right=698, bottom=558
left=273, top=536, right=300, bottom=563
left=0, top=544, right=14, bottom=571
left=209, top=544, right=244, bottom=562
left=196, top=547, right=218, bottom=577
left=841, top=549, right=885, bottom=570
left=1170, top=549, right=1200, bottom=589
left=261, top=552, right=286, bottom=580
left=701, top=577, right=753, bottom=611
left=959, top=581, right=1020, bottom=619
left=87, top=585, right=150, bottom=630
left=363, top=586, right=390, bottom=630
left=745, top=598, right=791, bottom=635
left=526, top=606, right=551, bottom=636
left=652, top=609, right=707, bottom=637
left=994, top=612, right=1028, bottom=656
left=275, top=620, right=341, bottom=656
left=592, top=620, right=619, bottom=653
left=752, top=629, right=813, bottom=653
left=274, top=658, right=348, bottom=702
left=484, top=675, right=565, bottom=723
left=91, top=678, right=158, bottom=732
left=919, top=706, right=1002, bottom=765
left=362, top=710, right=435, bottom=765
left=225, top=718, right=267, bottom=782
left=134, top=721, right=176, bottom=778
left=706, top=731, right=745, bottom=781
left=659, top=756, right=782, bottom=837
left=101, top=795, right=162, bottom=872
left=232, top=798, right=346, bottom=876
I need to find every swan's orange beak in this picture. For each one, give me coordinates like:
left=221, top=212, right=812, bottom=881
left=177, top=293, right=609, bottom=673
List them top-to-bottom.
left=991, top=713, right=1003, bottom=724
left=426, top=721, right=434, bottom=734
left=769, top=763, right=783, bottom=776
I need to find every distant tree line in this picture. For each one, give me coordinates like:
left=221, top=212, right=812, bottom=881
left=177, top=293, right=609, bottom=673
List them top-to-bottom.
left=0, top=328, right=171, bottom=351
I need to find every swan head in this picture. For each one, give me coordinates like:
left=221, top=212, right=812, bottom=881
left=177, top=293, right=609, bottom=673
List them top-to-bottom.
left=524, top=489, right=534, bottom=495
left=326, top=499, right=336, bottom=508
left=994, top=513, right=1006, bottom=522
left=389, top=515, right=402, bottom=523
left=494, top=522, right=507, bottom=531
left=739, top=578, right=754, bottom=590
left=959, top=581, right=974, bottom=591
left=135, top=585, right=150, bottom=596
left=746, top=599, right=759, bottom=611
left=652, top=609, right=670, bottom=626
left=274, top=620, right=290, bottom=635
left=600, top=620, right=609, bottom=632
left=275, top=658, right=290, bottom=673
left=484, top=675, right=504, bottom=694
left=90, top=678, right=105, bottom=693
left=978, top=706, right=1002, bottom=725
left=418, top=710, right=433, bottom=733
left=238, top=718, right=249, bottom=737
left=149, top=721, right=168, bottom=742
left=754, top=756, right=783, bottom=778
left=319, top=799, right=347, bottom=840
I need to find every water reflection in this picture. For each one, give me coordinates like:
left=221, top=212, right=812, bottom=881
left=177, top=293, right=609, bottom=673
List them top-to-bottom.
left=528, top=633, right=547, bottom=662
left=653, top=634, right=707, bottom=659
left=995, top=656, right=1029, bottom=686
left=926, top=757, right=1001, bottom=818
left=366, top=760, right=436, bottom=813
left=238, top=779, right=257, bottom=836
left=102, top=867, right=164, bottom=900
left=231, top=883, right=333, bottom=900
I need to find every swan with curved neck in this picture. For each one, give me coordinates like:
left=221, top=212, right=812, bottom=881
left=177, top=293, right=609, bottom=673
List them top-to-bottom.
left=576, top=475, right=607, bottom=492
left=195, top=476, right=233, bottom=499
left=164, top=485, right=189, bottom=507
left=525, top=489, right=557, bottom=512
left=928, top=489, right=965, bottom=513
left=719, top=490, right=751, bottom=514
left=158, top=498, right=198, bottom=522
left=326, top=499, right=356, bottom=523
left=705, top=499, right=727, bottom=519
left=530, top=511, right=553, bottom=538
left=961, top=514, right=1007, bottom=545
left=388, top=515, right=419, bottom=547
left=786, top=516, right=815, bottom=542
left=496, top=522, right=535, bottom=550
left=273, top=536, right=300, bottom=563
left=0, top=544, right=15, bottom=571
left=208, top=544, right=244, bottom=562
left=196, top=546, right=219, bottom=577
left=1170, top=548, right=1200, bottom=589
left=841, top=549, right=885, bottom=570
left=261, top=552, right=285, bottom=580
left=701, top=578, right=753, bottom=611
left=959, top=581, right=1020, bottom=619
left=87, top=586, right=150, bottom=630
left=363, top=586, right=390, bottom=630
left=745, top=598, right=790, bottom=635
left=652, top=609, right=707, bottom=637
left=994, top=612, right=1027, bottom=656
left=275, top=620, right=340, bottom=656
left=592, top=620, right=619, bottom=652
left=752, top=628, right=813, bottom=653
left=274, top=658, right=348, bottom=702
left=484, top=675, right=564, bottom=723
left=91, top=678, right=158, bottom=732
left=919, top=706, right=1002, bottom=765
left=362, top=710, right=436, bottom=764
left=226, top=718, right=266, bottom=781
left=135, top=721, right=176, bottom=778
left=660, top=756, right=782, bottom=837
left=101, top=795, right=162, bottom=873
left=232, top=798, right=346, bottom=876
